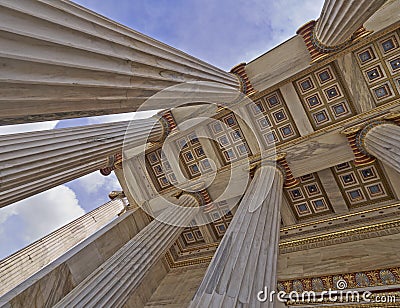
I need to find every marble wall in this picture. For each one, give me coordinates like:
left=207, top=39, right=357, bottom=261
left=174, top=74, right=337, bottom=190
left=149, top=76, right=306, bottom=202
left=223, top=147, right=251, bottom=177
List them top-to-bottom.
left=0, top=209, right=150, bottom=307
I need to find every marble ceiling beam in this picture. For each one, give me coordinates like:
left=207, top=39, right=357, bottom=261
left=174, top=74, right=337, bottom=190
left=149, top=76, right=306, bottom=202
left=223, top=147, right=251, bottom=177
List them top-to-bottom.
left=0, top=0, right=239, bottom=125
left=314, top=0, right=386, bottom=50
left=0, top=117, right=163, bottom=208
left=190, top=165, right=283, bottom=308
left=54, top=194, right=200, bottom=307
left=0, top=197, right=126, bottom=297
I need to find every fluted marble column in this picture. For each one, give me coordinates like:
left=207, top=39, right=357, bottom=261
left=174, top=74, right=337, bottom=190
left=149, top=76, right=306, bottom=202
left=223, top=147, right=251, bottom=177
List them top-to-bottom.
left=0, top=0, right=239, bottom=125
left=314, top=0, right=386, bottom=50
left=0, top=117, right=163, bottom=207
left=358, top=121, right=400, bottom=173
left=190, top=165, right=284, bottom=308
left=54, top=194, right=200, bottom=308
left=0, top=197, right=126, bottom=297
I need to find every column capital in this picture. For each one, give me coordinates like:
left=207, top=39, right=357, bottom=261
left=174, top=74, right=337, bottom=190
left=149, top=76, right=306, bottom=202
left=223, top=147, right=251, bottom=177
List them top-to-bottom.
left=297, top=0, right=385, bottom=61
left=314, top=0, right=385, bottom=50
left=296, top=20, right=327, bottom=62
left=297, top=21, right=370, bottom=62
left=312, top=25, right=370, bottom=53
left=230, top=62, right=256, bottom=96
left=383, top=111, right=400, bottom=123
left=351, top=118, right=400, bottom=173
left=342, top=119, right=400, bottom=166
left=356, top=119, right=399, bottom=154
left=342, top=124, right=376, bottom=166
left=100, top=152, right=123, bottom=176
left=248, top=153, right=299, bottom=188
left=277, top=154, right=300, bottom=188
left=173, top=187, right=215, bottom=214
left=108, top=191, right=125, bottom=200
left=174, top=191, right=205, bottom=208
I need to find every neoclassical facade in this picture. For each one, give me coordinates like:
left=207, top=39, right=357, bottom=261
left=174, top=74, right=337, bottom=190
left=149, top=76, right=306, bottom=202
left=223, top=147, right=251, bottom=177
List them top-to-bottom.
left=0, top=0, right=400, bottom=307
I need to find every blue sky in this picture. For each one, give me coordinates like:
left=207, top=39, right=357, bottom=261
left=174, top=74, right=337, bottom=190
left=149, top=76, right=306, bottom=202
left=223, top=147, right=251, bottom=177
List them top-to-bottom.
left=0, top=0, right=324, bottom=260
left=73, top=0, right=324, bottom=70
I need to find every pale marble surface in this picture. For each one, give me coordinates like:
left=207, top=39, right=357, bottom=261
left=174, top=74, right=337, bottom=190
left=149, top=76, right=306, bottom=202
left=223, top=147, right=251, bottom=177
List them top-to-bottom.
left=365, top=0, right=400, bottom=33
left=246, top=36, right=311, bottom=92
left=335, top=54, right=375, bottom=113
left=280, top=83, right=314, bottom=136
left=0, top=118, right=161, bottom=207
left=364, top=123, right=400, bottom=174
left=284, top=131, right=354, bottom=177
left=382, top=163, right=400, bottom=200
left=191, top=166, right=283, bottom=308
left=317, top=169, right=349, bottom=214
left=54, top=195, right=199, bottom=307
left=281, top=196, right=298, bottom=226
left=278, top=232, right=400, bottom=280
left=124, top=259, right=169, bottom=308
left=145, top=264, right=208, bottom=308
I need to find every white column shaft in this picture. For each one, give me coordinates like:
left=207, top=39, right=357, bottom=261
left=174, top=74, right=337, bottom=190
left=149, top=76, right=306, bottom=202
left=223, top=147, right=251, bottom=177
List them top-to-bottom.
left=315, top=0, right=386, bottom=48
left=0, top=118, right=162, bottom=207
left=191, top=165, right=283, bottom=308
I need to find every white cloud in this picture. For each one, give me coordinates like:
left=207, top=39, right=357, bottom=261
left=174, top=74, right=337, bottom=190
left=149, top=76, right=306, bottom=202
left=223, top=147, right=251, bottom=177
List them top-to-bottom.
left=0, top=120, right=59, bottom=135
left=77, top=171, right=121, bottom=195
left=0, top=185, right=85, bottom=258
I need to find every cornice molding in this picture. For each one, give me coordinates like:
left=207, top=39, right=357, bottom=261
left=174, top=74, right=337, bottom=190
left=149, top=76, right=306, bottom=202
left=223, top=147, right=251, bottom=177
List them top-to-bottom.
left=280, top=219, right=400, bottom=253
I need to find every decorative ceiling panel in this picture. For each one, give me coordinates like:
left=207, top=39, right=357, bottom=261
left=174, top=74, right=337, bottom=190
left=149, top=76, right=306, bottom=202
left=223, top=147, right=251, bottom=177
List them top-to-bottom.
left=355, top=30, right=400, bottom=105
left=294, top=63, right=355, bottom=129
left=247, top=89, right=300, bottom=146
left=208, top=113, right=251, bottom=165
left=176, top=132, right=212, bottom=179
left=145, top=147, right=177, bottom=191
left=331, top=161, right=395, bottom=209
left=283, top=172, right=333, bottom=220
left=203, top=199, right=234, bottom=239
left=167, top=200, right=235, bottom=268
left=180, top=221, right=205, bottom=246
